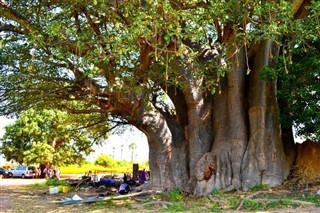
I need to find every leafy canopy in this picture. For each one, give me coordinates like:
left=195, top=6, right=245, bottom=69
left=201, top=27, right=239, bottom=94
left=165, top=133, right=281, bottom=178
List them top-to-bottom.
left=0, top=0, right=305, bottom=114
left=0, top=1, right=319, bottom=139
left=278, top=46, right=320, bottom=141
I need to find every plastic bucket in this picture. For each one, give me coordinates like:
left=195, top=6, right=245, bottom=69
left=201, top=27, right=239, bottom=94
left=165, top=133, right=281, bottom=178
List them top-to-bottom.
left=58, top=185, right=63, bottom=193
left=63, top=186, right=68, bottom=193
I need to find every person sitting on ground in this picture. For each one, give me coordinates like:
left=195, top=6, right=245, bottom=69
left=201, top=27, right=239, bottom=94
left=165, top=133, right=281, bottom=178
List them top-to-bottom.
left=139, top=168, right=147, bottom=183
left=123, top=173, right=127, bottom=183
left=118, top=182, right=130, bottom=195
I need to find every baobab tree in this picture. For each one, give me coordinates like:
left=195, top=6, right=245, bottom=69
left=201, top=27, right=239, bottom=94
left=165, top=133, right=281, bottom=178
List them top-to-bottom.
left=0, top=0, right=318, bottom=195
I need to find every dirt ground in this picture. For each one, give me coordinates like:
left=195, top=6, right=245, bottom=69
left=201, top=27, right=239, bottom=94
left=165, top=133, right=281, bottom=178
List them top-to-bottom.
left=1, top=178, right=320, bottom=213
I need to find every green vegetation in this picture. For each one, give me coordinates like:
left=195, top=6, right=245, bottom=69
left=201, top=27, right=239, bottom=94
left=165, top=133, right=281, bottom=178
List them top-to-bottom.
left=0, top=109, right=107, bottom=166
left=60, top=159, right=149, bottom=175
left=45, top=178, right=68, bottom=186
left=23, top=180, right=320, bottom=212
left=248, top=184, right=269, bottom=192
left=168, top=187, right=184, bottom=202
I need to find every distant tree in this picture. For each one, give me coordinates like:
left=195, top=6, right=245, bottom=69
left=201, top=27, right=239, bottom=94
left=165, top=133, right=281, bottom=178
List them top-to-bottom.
left=276, top=47, right=320, bottom=142
left=0, top=109, right=108, bottom=167
left=129, top=142, right=137, bottom=163
left=120, top=144, right=124, bottom=160
left=112, top=147, right=115, bottom=159
left=94, top=154, right=116, bottom=168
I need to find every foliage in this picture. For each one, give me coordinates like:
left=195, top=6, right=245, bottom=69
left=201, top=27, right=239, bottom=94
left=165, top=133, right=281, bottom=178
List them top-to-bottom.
left=0, top=0, right=318, bottom=140
left=1, top=0, right=317, bottom=118
left=276, top=47, right=320, bottom=142
left=0, top=109, right=106, bottom=166
left=94, top=154, right=117, bottom=168
left=60, top=159, right=147, bottom=174
left=45, top=178, right=68, bottom=186
left=18, top=181, right=320, bottom=212
left=248, top=184, right=269, bottom=192
left=168, top=186, right=184, bottom=202
left=211, top=187, right=219, bottom=195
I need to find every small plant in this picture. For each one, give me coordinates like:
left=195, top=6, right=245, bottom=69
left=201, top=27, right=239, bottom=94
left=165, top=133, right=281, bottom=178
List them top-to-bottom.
left=45, top=178, right=68, bottom=186
left=248, top=184, right=269, bottom=191
left=168, top=187, right=184, bottom=202
left=212, top=187, right=219, bottom=195
left=155, top=191, right=165, bottom=200
left=243, top=199, right=262, bottom=211
left=209, top=202, right=221, bottom=212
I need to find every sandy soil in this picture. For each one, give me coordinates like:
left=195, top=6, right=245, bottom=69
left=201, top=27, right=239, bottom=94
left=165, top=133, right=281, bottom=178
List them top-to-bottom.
left=0, top=178, right=320, bottom=213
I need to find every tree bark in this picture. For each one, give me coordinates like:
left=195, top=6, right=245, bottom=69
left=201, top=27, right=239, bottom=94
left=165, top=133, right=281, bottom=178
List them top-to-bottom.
left=244, top=40, right=289, bottom=189
left=133, top=41, right=292, bottom=195
left=194, top=47, right=248, bottom=195
left=134, top=111, right=188, bottom=191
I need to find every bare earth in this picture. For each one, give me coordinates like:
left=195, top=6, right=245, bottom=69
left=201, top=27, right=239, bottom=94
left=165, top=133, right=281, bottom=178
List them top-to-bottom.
left=0, top=178, right=320, bottom=213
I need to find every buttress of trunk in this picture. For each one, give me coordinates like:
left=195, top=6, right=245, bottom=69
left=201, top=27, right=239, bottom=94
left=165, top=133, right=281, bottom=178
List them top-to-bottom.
left=243, top=40, right=289, bottom=189
left=194, top=48, right=248, bottom=195
left=176, top=60, right=214, bottom=193
left=136, top=111, right=188, bottom=192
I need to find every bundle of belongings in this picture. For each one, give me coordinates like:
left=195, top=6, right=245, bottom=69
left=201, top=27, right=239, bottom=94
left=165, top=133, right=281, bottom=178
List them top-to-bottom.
left=118, top=182, right=130, bottom=195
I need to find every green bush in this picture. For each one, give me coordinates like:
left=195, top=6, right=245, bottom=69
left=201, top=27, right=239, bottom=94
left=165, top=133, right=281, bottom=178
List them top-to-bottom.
left=45, top=178, right=68, bottom=186
left=168, top=186, right=184, bottom=202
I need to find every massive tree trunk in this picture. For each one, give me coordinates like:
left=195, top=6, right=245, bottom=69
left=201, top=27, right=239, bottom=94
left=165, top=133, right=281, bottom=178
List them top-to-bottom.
left=131, top=41, right=292, bottom=196
left=244, top=41, right=289, bottom=189
left=134, top=111, right=189, bottom=191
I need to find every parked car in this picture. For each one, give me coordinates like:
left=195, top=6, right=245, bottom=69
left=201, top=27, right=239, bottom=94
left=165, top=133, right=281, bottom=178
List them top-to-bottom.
left=8, top=165, right=35, bottom=178
left=0, top=167, right=8, bottom=178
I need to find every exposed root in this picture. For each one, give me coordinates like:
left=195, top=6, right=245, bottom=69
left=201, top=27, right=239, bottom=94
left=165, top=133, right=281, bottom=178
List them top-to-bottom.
left=220, top=184, right=238, bottom=193
left=236, top=190, right=315, bottom=210
left=236, top=191, right=268, bottom=210
left=208, top=194, right=227, bottom=205
left=252, top=198, right=315, bottom=206
left=132, top=201, right=173, bottom=208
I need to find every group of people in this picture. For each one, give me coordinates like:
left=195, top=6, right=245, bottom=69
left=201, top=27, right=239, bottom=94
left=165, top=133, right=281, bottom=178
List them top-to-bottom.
left=32, top=167, right=60, bottom=179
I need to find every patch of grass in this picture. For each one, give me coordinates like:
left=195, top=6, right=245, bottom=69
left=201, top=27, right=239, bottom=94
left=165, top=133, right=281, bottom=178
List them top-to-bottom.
left=45, top=178, right=68, bottom=186
left=26, top=182, right=46, bottom=189
left=248, top=184, right=269, bottom=191
left=168, top=187, right=184, bottom=202
left=154, top=191, right=166, bottom=200
left=287, top=193, right=320, bottom=207
left=228, top=195, right=241, bottom=209
left=242, top=198, right=298, bottom=211
left=96, top=200, right=105, bottom=207
left=209, top=202, right=222, bottom=212
left=161, top=203, right=186, bottom=212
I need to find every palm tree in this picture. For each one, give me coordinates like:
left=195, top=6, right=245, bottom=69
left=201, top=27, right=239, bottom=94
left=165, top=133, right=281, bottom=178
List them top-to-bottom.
left=129, top=142, right=137, bottom=163
left=120, top=144, right=124, bottom=160
left=112, top=147, right=115, bottom=159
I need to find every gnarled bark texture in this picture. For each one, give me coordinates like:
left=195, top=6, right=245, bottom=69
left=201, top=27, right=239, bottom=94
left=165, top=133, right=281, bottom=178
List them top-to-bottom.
left=131, top=41, right=292, bottom=196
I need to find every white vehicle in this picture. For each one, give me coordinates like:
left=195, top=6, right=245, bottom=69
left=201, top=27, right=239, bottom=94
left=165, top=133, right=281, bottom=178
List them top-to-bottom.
left=8, top=165, right=35, bottom=178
